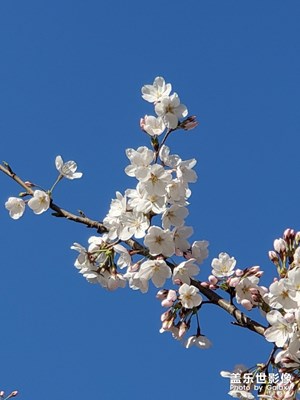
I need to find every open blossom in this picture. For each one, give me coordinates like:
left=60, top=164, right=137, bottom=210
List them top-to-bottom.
left=141, top=76, right=172, bottom=103
left=155, top=93, right=188, bottom=129
left=141, top=115, right=165, bottom=136
left=125, top=146, right=154, bottom=178
left=55, top=155, right=82, bottom=179
left=137, top=164, right=172, bottom=197
left=27, top=190, right=50, bottom=215
left=5, top=197, right=25, bottom=219
left=162, top=204, right=188, bottom=229
left=144, top=226, right=175, bottom=257
left=190, top=240, right=209, bottom=264
left=211, top=252, right=236, bottom=278
left=135, top=259, right=172, bottom=288
left=173, top=259, right=199, bottom=284
left=266, top=279, right=297, bottom=310
left=179, top=283, right=202, bottom=309
left=264, top=310, right=294, bottom=347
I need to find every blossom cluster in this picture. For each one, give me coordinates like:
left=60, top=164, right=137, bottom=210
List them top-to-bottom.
left=4, top=77, right=300, bottom=399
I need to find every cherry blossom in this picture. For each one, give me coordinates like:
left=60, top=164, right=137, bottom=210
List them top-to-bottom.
left=141, top=76, right=172, bottom=103
left=55, top=155, right=82, bottom=180
left=27, top=190, right=50, bottom=215
left=5, top=197, right=25, bottom=219
left=144, top=226, right=175, bottom=257
left=178, top=283, right=202, bottom=309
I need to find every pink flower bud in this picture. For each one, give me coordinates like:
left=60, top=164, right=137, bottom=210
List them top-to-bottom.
left=180, top=115, right=199, bottom=131
left=140, top=117, right=146, bottom=131
left=24, top=181, right=34, bottom=187
left=284, top=228, right=295, bottom=241
left=269, top=250, right=279, bottom=262
left=248, top=266, right=260, bottom=274
left=235, top=269, right=244, bottom=277
left=208, top=275, right=218, bottom=285
left=228, top=276, right=240, bottom=287
left=173, top=278, right=182, bottom=286
left=200, top=281, right=209, bottom=288
left=209, top=284, right=217, bottom=290
left=156, top=289, right=168, bottom=300
left=161, top=299, right=174, bottom=307
left=241, top=299, right=253, bottom=310
left=161, top=310, right=172, bottom=322
left=178, top=322, right=188, bottom=338
left=0, top=391, right=5, bottom=397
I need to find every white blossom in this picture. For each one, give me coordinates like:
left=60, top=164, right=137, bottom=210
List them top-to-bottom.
left=141, top=76, right=172, bottom=103
left=155, top=93, right=188, bottom=129
left=142, top=115, right=165, bottom=136
left=159, top=145, right=181, bottom=168
left=125, top=146, right=154, bottom=178
left=55, top=155, right=82, bottom=179
left=176, top=158, right=197, bottom=184
left=137, top=164, right=172, bottom=197
left=27, top=190, right=50, bottom=215
left=5, top=197, right=25, bottom=219
left=162, top=204, right=188, bottom=229
left=144, top=226, right=175, bottom=257
left=173, top=226, right=193, bottom=253
left=190, top=240, right=209, bottom=264
left=211, top=252, right=236, bottom=278
left=136, top=259, right=172, bottom=288
left=173, top=259, right=199, bottom=284
left=266, top=279, right=297, bottom=310
left=178, top=283, right=202, bottom=309
left=264, top=310, right=294, bottom=347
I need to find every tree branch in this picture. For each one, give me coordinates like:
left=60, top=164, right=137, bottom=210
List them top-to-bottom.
left=0, top=163, right=267, bottom=337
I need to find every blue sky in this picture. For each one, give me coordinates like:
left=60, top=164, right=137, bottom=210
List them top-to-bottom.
left=0, top=1, right=300, bottom=399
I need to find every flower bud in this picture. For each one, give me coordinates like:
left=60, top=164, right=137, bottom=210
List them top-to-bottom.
left=180, top=115, right=199, bottom=131
left=284, top=228, right=296, bottom=242
left=274, top=238, right=287, bottom=253
left=269, top=250, right=279, bottom=263
left=235, top=269, right=244, bottom=277
left=208, top=275, right=218, bottom=285
left=228, top=276, right=240, bottom=287
left=200, top=281, right=209, bottom=288
left=156, top=289, right=168, bottom=300
left=241, top=299, right=253, bottom=310
left=161, top=310, right=172, bottom=322
left=178, top=321, right=188, bottom=338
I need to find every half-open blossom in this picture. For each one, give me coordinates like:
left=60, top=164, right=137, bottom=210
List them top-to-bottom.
left=141, top=115, right=165, bottom=136
left=55, top=155, right=82, bottom=179
left=28, top=190, right=50, bottom=215
left=5, top=197, right=25, bottom=219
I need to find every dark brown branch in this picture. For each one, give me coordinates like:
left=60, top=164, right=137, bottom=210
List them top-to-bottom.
left=191, top=279, right=266, bottom=336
